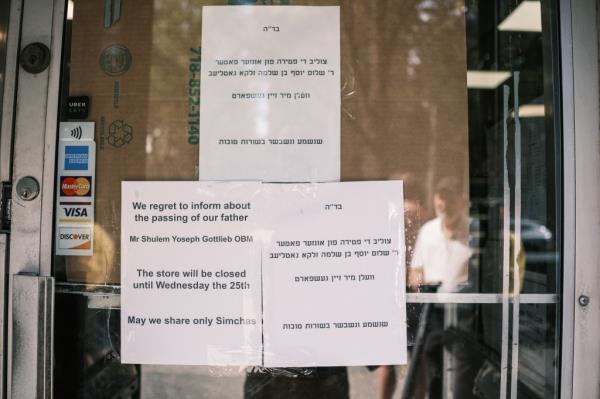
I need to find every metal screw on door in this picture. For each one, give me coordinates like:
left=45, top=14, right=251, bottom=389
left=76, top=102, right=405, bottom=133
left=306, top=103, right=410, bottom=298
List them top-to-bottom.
left=20, top=42, right=51, bottom=74
left=16, top=177, right=40, bottom=201
left=578, top=295, right=590, bottom=307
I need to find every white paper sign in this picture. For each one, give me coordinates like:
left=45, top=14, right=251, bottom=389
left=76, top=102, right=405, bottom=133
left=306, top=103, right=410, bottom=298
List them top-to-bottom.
left=200, top=6, right=341, bottom=182
left=121, top=181, right=406, bottom=366
left=121, top=182, right=263, bottom=365
left=261, top=182, right=407, bottom=366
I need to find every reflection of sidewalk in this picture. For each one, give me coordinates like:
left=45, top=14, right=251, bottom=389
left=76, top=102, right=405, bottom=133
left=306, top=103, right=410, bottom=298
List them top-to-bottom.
left=141, top=365, right=409, bottom=398
left=141, top=365, right=245, bottom=398
left=349, top=366, right=408, bottom=399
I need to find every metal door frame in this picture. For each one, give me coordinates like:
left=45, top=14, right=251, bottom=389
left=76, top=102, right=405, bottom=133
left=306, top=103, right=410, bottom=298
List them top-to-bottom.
left=0, top=0, right=597, bottom=398
left=0, top=0, right=65, bottom=397
left=0, top=0, right=18, bottom=395
left=559, top=0, right=600, bottom=398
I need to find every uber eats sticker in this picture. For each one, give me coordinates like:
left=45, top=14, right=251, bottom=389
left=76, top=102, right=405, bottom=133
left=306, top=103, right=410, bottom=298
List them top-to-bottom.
left=56, top=122, right=96, bottom=256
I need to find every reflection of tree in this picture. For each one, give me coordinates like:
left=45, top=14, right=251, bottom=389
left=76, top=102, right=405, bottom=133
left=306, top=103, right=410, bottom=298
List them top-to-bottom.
left=144, top=0, right=206, bottom=179
left=146, top=0, right=469, bottom=207
left=146, top=0, right=291, bottom=178
left=229, top=0, right=291, bottom=4
left=336, top=0, right=469, bottom=210
left=296, top=1, right=470, bottom=205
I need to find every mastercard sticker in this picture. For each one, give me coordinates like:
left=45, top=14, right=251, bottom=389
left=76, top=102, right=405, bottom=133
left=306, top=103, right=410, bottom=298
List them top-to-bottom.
left=60, top=176, right=93, bottom=197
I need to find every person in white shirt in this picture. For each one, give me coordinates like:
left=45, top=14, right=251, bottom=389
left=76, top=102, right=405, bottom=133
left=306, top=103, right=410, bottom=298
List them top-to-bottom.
left=405, top=177, right=471, bottom=398
left=409, top=177, right=471, bottom=293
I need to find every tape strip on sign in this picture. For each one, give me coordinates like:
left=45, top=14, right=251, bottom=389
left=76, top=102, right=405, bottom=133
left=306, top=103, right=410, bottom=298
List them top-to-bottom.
left=55, top=122, right=96, bottom=256
left=120, top=181, right=407, bottom=367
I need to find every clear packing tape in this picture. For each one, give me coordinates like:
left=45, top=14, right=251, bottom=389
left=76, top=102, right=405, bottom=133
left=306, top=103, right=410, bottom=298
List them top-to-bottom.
left=120, top=181, right=407, bottom=369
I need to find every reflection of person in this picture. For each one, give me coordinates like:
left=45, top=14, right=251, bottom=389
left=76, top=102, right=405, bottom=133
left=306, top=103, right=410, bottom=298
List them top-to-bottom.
left=374, top=172, right=429, bottom=399
left=406, top=177, right=471, bottom=398
left=409, top=177, right=471, bottom=293
left=375, top=365, right=396, bottom=399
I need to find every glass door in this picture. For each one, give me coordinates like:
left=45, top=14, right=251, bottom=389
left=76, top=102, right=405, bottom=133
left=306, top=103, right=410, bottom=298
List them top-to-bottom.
left=6, top=0, right=572, bottom=398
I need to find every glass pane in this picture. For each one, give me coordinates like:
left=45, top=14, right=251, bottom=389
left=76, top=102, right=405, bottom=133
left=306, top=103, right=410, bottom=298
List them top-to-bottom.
left=53, top=0, right=563, bottom=398
left=518, top=304, right=558, bottom=398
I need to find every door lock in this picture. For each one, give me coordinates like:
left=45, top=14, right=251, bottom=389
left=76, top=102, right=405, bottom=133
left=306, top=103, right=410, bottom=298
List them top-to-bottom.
left=20, top=42, right=51, bottom=74
left=16, top=176, right=40, bottom=201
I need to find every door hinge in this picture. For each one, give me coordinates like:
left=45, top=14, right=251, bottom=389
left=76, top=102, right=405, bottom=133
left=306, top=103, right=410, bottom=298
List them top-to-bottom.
left=0, top=182, right=12, bottom=233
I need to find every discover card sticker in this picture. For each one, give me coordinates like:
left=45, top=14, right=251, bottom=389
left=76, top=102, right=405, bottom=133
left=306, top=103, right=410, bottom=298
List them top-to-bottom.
left=199, top=6, right=341, bottom=182
left=121, top=181, right=407, bottom=366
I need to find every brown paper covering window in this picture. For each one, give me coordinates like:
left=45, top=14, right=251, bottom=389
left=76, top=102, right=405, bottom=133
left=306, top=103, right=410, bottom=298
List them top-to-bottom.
left=64, top=0, right=468, bottom=284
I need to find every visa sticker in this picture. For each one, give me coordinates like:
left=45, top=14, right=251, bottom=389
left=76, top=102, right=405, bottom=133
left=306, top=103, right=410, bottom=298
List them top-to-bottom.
left=58, top=203, right=93, bottom=224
